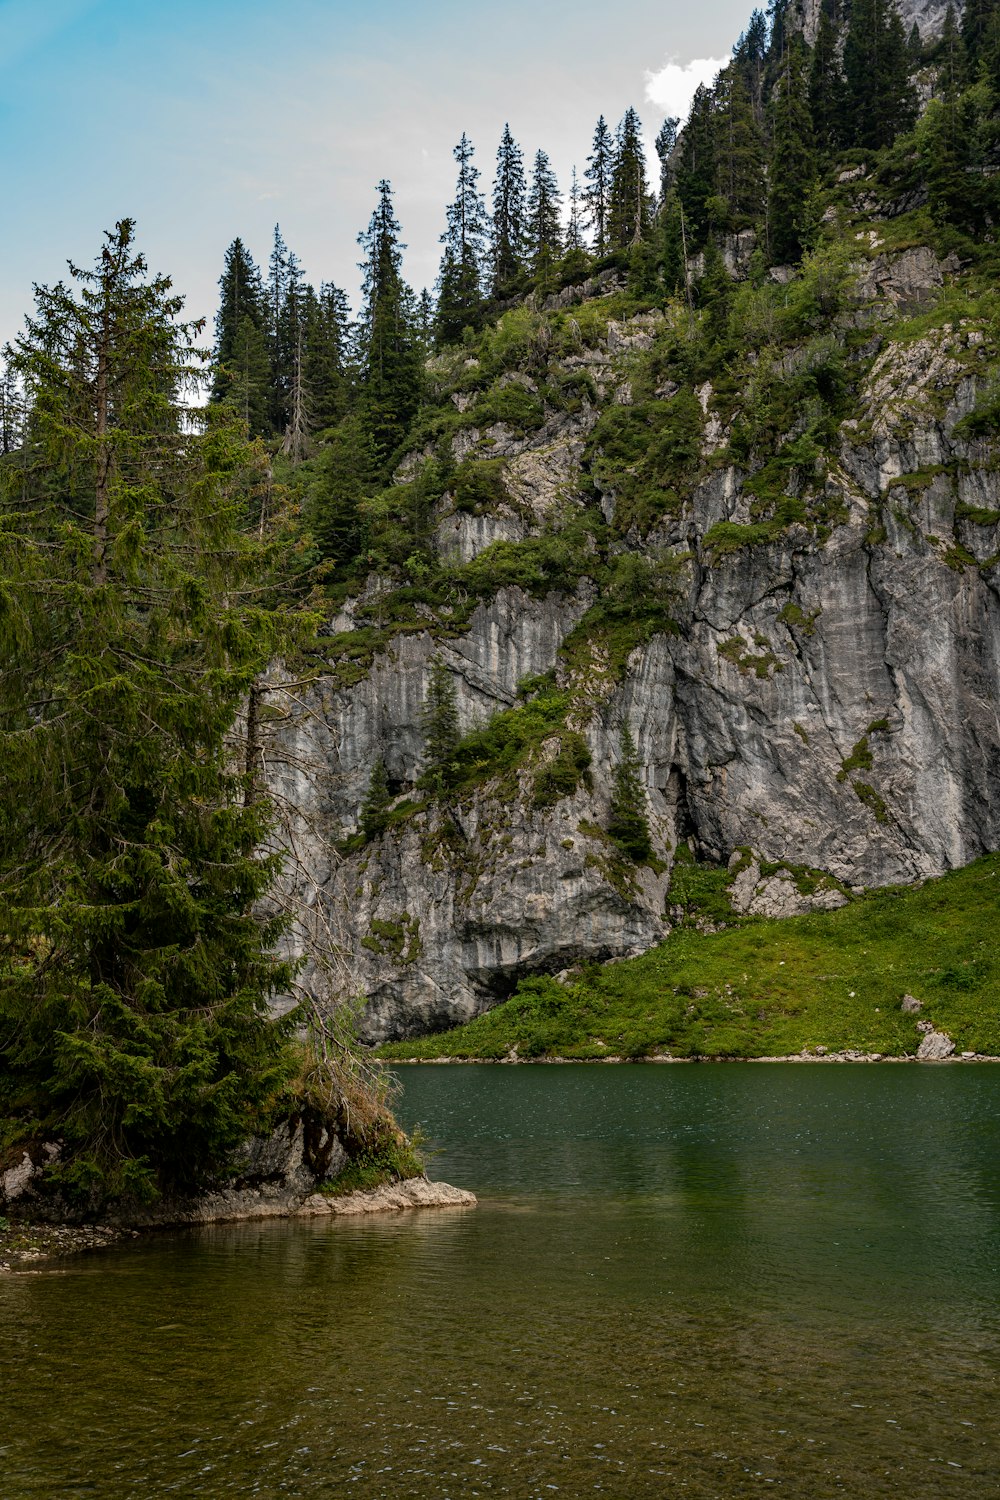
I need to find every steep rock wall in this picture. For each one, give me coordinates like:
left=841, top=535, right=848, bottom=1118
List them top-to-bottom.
left=271, top=243, right=1000, bottom=1041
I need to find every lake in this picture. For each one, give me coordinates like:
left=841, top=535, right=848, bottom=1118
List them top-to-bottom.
left=1, top=1063, right=998, bottom=1497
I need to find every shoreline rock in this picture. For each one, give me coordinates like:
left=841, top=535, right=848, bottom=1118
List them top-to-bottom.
left=387, top=1052, right=999, bottom=1065
left=0, top=1175, right=476, bottom=1271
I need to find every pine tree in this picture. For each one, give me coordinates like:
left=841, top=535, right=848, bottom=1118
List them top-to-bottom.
left=844, top=0, right=917, bottom=150
left=962, top=0, right=999, bottom=70
left=937, top=3, right=967, bottom=92
left=809, top=4, right=847, bottom=158
left=734, top=8, right=769, bottom=107
left=769, top=39, right=817, bottom=262
left=713, top=66, right=766, bottom=226
left=675, top=84, right=718, bottom=242
left=608, top=107, right=650, bottom=249
left=584, top=115, right=616, bottom=255
left=654, top=117, right=680, bottom=200
left=491, top=123, right=528, bottom=297
left=436, top=133, right=489, bottom=345
left=526, top=149, right=563, bottom=287
left=565, top=166, right=588, bottom=251
left=357, top=180, right=421, bottom=463
left=659, top=189, right=689, bottom=298
left=0, top=221, right=305, bottom=1205
left=211, top=239, right=269, bottom=434
left=0, top=359, right=22, bottom=454
left=303, top=412, right=377, bottom=570
left=420, top=655, right=460, bottom=795
left=608, top=723, right=651, bottom=862
left=360, top=757, right=392, bottom=840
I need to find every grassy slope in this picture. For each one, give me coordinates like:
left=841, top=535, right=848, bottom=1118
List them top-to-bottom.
left=377, top=854, right=1000, bottom=1060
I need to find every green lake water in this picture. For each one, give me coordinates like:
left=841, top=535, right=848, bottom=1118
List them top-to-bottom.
left=1, top=1063, right=998, bottom=1498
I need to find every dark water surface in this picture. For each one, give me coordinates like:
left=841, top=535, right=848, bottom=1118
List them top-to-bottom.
left=2, top=1064, right=998, bottom=1498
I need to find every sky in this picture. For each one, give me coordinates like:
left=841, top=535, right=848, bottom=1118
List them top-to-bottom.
left=0, top=0, right=752, bottom=348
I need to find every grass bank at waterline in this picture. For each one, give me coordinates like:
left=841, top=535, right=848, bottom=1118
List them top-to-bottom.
left=378, top=855, right=1000, bottom=1061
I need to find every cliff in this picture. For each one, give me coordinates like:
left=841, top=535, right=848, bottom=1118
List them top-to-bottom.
left=270, top=181, right=1000, bottom=1043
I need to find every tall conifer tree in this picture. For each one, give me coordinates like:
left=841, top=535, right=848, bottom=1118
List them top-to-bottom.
left=769, top=39, right=817, bottom=262
left=608, top=107, right=650, bottom=249
left=584, top=115, right=615, bottom=255
left=491, top=124, right=528, bottom=297
left=436, top=134, right=489, bottom=344
left=526, top=149, right=563, bottom=286
left=357, top=181, right=421, bottom=462
left=0, top=221, right=305, bottom=1203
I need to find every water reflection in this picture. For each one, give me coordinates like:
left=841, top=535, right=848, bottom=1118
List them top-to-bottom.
left=2, top=1063, right=998, bottom=1497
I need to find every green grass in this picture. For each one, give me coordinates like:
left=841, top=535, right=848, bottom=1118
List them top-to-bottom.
left=377, top=854, right=1000, bottom=1061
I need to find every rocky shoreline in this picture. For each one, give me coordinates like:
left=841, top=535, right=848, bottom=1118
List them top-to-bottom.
left=388, top=1052, right=1000, bottom=1064
left=0, top=1176, right=476, bottom=1271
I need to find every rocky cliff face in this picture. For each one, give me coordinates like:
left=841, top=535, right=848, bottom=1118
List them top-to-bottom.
left=786, top=0, right=956, bottom=44
left=270, top=220, right=1000, bottom=1042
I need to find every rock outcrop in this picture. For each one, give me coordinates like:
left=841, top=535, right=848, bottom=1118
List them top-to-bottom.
left=269, top=233, right=1000, bottom=1042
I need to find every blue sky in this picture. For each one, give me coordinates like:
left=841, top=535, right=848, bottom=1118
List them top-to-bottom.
left=0, top=0, right=752, bottom=345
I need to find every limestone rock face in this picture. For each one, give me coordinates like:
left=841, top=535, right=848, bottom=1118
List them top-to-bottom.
left=267, top=256, right=1000, bottom=1042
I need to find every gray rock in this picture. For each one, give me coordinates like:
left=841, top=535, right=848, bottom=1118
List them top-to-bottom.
left=900, top=994, right=923, bottom=1013
left=916, top=1030, right=956, bottom=1061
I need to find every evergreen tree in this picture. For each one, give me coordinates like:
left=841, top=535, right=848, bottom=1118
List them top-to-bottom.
left=843, top=0, right=917, bottom=150
left=962, top=0, right=999, bottom=70
left=936, top=3, right=967, bottom=92
left=809, top=4, right=847, bottom=157
left=733, top=8, right=769, bottom=107
left=768, top=39, right=817, bottom=262
left=713, top=66, right=766, bottom=225
left=675, top=84, right=718, bottom=241
left=608, top=107, right=650, bottom=249
left=584, top=115, right=616, bottom=255
left=654, top=116, right=680, bottom=200
left=491, top=123, right=528, bottom=297
left=436, top=133, right=489, bottom=344
left=526, top=149, right=563, bottom=286
left=565, top=166, right=588, bottom=251
left=357, top=180, right=421, bottom=463
left=659, top=189, right=689, bottom=298
left=0, top=221, right=304, bottom=1205
left=211, top=239, right=269, bottom=434
left=302, top=281, right=352, bottom=434
left=416, top=288, right=435, bottom=355
left=0, top=360, right=22, bottom=454
left=303, top=411, right=377, bottom=570
left=420, top=655, right=460, bottom=796
left=608, top=723, right=651, bottom=862
left=360, top=757, right=392, bottom=840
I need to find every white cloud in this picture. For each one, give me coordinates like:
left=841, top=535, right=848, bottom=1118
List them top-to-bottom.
left=643, top=55, right=728, bottom=124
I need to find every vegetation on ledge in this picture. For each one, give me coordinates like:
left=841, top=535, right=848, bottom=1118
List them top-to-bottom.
left=377, top=854, right=1000, bottom=1061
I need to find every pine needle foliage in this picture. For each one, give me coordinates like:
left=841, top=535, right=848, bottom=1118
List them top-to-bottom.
left=0, top=221, right=312, bottom=1207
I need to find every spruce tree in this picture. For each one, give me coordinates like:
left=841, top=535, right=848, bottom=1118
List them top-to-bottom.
left=844, top=0, right=917, bottom=150
left=809, top=4, right=847, bottom=158
left=769, top=39, right=817, bottom=262
left=713, top=67, right=766, bottom=226
left=675, top=84, right=718, bottom=242
left=608, top=107, right=650, bottom=249
left=584, top=115, right=616, bottom=255
left=654, top=117, right=680, bottom=200
left=491, top=123, right=528, bottom=297
left=435, top=134, right=489, bottom=345
left=526, top=149, right=563, bottom=287
left=565, top=166, right=588, bottom=251
left=357, top=180, right=421, bottom=463
left=0, top=221, right=305, bottom=1205
left=211, top=239, right=269, bottom=434
left=302, top=281, right=352, bottom=434
left=421, top=655, right=460, bottom=796
left=608, top=724, right=651, bottom=863
left=360, top=758, right=392, bottom=840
